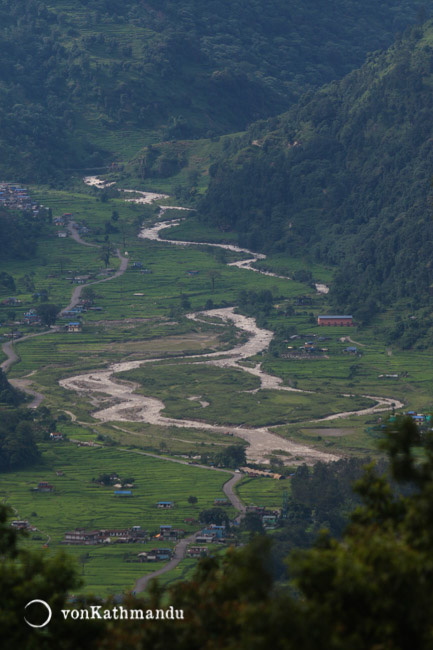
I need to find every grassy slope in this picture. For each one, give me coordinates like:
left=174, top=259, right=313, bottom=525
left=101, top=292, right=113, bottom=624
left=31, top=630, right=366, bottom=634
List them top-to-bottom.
left=2, top=443, right=232, bottom=595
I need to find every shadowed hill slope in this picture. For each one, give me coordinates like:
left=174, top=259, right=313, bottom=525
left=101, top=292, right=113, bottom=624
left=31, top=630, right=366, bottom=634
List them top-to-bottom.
left=0, top=0, right=424, bottom=179
left=199, top=21, right=433, bottom=330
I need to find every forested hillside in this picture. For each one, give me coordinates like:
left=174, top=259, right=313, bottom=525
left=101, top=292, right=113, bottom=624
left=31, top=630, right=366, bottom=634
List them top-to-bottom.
left=0, top=0, right=424, bottom=179
left=200, top=21, right=433, bottom=325
left=0, top=210, right=48, bottom=261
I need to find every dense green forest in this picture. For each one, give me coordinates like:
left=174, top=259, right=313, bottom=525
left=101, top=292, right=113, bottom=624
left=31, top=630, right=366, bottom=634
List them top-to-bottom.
left=0, top=0, right=425, bottom=179
left=200, top=21, right=433, bottom=326
left=0, top=209, right=47, bottom=261
left=0, top=370, right=24, bottom=406
left=0, top=408, right=39, bottom=470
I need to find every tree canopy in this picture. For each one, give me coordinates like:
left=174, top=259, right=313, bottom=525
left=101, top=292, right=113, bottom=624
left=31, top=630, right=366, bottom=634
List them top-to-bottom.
left=0, top=0, right=425, bottom=179
left=200, top=20, right=433, bottom=335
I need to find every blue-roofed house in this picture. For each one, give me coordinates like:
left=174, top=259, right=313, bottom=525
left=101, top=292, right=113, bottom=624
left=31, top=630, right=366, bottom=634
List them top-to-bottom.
left=67, top=322, right=82, bottom=332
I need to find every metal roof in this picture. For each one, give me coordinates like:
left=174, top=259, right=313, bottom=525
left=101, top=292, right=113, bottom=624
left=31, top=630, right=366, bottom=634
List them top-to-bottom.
left=317, top=315, right=353, bottom=319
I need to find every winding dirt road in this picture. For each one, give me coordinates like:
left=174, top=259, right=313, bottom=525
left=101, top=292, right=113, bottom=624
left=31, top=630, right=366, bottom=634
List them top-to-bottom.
left=1, top=223, right=129, bottom=402
left=60, top=248, right=128, bottom=316
left=113, top=446, right=245, bottom=593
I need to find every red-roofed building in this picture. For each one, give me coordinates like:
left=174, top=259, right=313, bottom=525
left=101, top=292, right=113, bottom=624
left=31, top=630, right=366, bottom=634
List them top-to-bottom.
left=317, top=315, right=353, bottom=326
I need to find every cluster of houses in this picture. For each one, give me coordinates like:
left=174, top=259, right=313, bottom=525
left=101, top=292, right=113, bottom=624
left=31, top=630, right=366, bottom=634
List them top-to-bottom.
left=0, top=183, right=42, bottom=214
left=54, top=213, right=92, bottom=239
left=62, top=296, right=103, bottom=333
left=1, top=297, right=21, bottom=307
left=23, top=309, right=42, bottom=326
left=2, top=330, right=24, bottom=339
left=286, top=333, right=330, bottom=356
left=405, top=411, right=431, bottom=425
left=245, top=505, right=280, bottom=529
left=195, top=523, right=228, bottom=544
left=136, top=524, right=229, bottom=563
left=156, top=524, right=184, bottom=542
left=63, top=526, right=147, bottom=545
left=138, top=544, right=210, bottom=563
left=137, top=548, right=172, bottom=562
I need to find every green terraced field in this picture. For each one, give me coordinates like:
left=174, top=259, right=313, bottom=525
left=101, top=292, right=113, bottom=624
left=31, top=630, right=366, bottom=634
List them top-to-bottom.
left=0, top=443, right=233, bottom=595
left=236, top=476, right=290, bottom=510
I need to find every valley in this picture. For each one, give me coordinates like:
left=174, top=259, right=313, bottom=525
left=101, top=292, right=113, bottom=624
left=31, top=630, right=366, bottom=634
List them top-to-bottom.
left=2, top=4, right=433, bottom=646
left=0, top=174, right=429, bottom=596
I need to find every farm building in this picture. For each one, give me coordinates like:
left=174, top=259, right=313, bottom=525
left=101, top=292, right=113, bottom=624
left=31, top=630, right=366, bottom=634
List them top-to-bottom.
left=23, top=309, right=42, bottom=326
left=317, top=315, right=353, bottom=326
left=67, top=322, right=82, bottom=333
left=49, top=432, right=63, bottom=441
left=35, top=482, right=54, bottom=493
left=114, top=490, right=133, bottom=497
left=214, top=498, right=229, bottom=506
left=157, top=501, right=174, bottom=509
left=262, top=515, right=278, bottom=528
left=11, top=520, right=31, bottom=530
left=200, top=524, right=226, bottom=540
left=158, top=525, right=184, bottom=541
left=64, top=526, right=146, bottom=545
left=64, top=529, right=101, bottom=545
left=195, top=535, right=215, bottom=544
left=188, top=546, right=209, bottom=558
left=138, top=548, right=172, bottom=562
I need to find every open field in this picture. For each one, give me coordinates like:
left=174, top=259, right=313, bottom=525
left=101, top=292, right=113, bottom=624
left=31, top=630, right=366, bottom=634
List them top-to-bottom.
left=1, top=181, right=431, bottom=594
left=119, top=363, right=372, bottom=427
left=0, top=443, right=233, bottom=595
left=236, top=476, right=290, bottom=510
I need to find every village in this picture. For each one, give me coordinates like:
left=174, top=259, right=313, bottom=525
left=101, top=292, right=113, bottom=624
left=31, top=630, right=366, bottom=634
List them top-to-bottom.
left=0, top=182, right=43, bottom=214
left=14, top=455, right=285, bottom=572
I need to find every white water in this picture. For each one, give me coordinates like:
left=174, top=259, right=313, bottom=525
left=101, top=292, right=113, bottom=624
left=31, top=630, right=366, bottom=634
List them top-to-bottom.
left=83, top=176, right=169, bottom=203
left=84, top=176, right=116, bottom=189
left=60, top=177, right=404, bottom=464
left=122, top=188, right=169, bottom=204
left=60, top=308, right=338, bottom=465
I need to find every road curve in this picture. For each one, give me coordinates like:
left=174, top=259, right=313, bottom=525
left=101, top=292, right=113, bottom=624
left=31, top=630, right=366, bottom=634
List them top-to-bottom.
left=67, top=222, right=99, bottom=248
left=1, top=230, right=129, bottom=404
left=60, top=248, right=128, bottom=315
left=1, top=329, right=58, bottom=374
left=8, top=378, right=45, bottom=408
left=113, top=447, right=244, bottom=593
left=134, top=533, right=197, bottom=593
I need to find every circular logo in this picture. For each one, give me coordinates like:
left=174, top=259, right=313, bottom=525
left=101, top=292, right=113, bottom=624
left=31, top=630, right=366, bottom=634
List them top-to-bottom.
left=24, top=599, right=52, bottom=628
